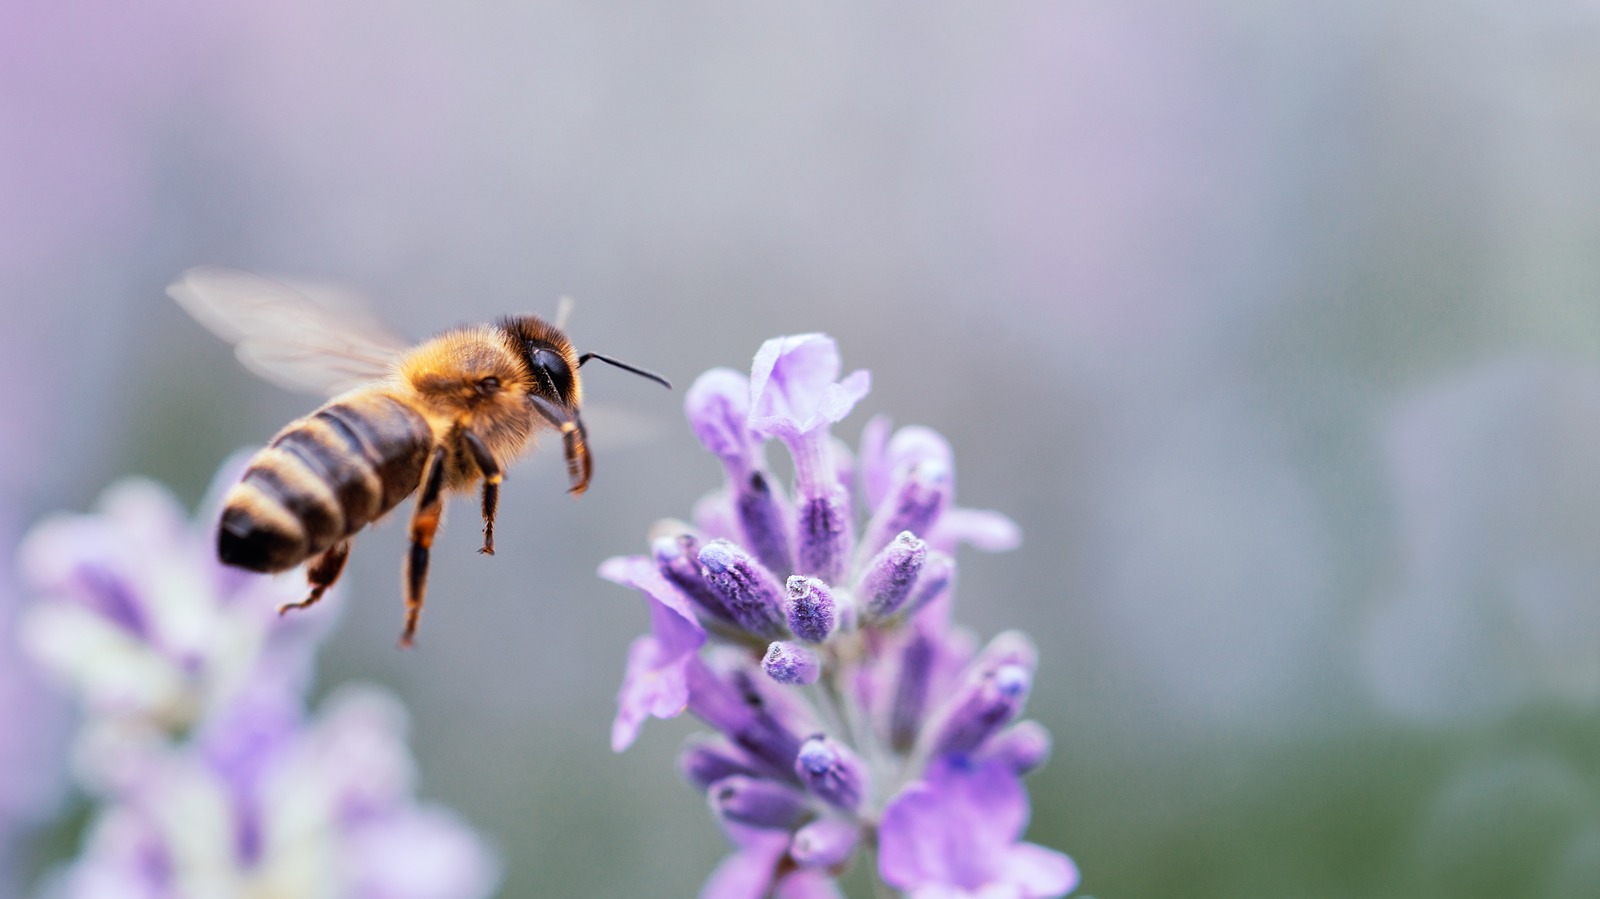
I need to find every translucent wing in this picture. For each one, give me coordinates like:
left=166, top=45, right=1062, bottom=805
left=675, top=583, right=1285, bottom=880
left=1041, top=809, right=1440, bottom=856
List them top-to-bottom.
left=168, top=266, right=411, bottom=396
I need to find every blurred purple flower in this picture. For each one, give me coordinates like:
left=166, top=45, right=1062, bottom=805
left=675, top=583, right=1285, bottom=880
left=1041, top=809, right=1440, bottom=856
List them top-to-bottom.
left=602, top=334, right=1073, bottom=896
left=16, top=461, right=500, bottom=898
left=17, top=461, right=328, bottom=740
left=44, top=687, right=499, bottom=899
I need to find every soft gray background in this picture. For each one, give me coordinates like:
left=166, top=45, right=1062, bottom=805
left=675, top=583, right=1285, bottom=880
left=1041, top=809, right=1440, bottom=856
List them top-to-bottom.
left=8, top=2, right=1600, bottom=897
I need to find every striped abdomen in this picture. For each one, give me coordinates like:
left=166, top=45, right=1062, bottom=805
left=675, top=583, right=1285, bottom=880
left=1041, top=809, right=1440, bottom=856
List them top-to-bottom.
left=218, top=392, right=432, bottom=572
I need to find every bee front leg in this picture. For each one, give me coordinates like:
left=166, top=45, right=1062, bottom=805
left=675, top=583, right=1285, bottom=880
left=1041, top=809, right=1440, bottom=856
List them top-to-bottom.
left=529, top=395, right=591, bottom=496
left=462, top=430, right=501, bottom=556
left=402, top=446, right=449, bottom=648
left=280, top=539, right=351, bottom=615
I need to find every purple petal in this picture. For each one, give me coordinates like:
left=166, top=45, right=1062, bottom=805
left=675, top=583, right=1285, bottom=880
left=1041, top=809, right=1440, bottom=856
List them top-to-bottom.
left=749, top=334, right=871, bottom=440
left=686, top=368, right=757, bottom=475
left=857, top=415, right=895, bottom=510
left=885, top=426, right=955, bottom=481
left=929, top=507, right=1024, bottom=554
left=599, top=555, right=708, bottom=658
left=612, top=635, right=691, bottom=752
left=308, top=686, right=419, bottom=820
left=979, top=720, right=1054, bottom=775
left=879, top=758, right=1046, bottom=894
left=789, top=818, right=859, bottom=870
left=699, top=828, right=790, bottom=899
left=1001, top=842, right=1081, bottom=897
left=773, top=869, right=845, bottom=899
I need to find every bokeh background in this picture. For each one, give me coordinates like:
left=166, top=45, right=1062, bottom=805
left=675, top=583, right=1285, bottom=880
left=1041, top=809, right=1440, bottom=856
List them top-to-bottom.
left=8, top=1, right=1600, bottom=896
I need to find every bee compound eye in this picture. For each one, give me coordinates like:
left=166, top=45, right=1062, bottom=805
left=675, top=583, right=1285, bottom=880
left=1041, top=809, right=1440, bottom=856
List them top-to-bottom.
left=528, top=348, right=574, bottom=401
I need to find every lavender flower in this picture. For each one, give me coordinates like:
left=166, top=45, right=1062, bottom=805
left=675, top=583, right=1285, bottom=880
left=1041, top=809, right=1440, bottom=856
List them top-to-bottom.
left=602, top=334, right=1076, bottom=897
left=17, top=465, right=501, bottom=898
left=17, top=466, right=328, bottom=739
left=44, top=686, right=500, bottom=899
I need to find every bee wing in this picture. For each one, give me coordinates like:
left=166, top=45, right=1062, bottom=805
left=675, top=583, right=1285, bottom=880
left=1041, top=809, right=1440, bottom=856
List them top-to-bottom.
left=168, top=266, right=411, bottom=396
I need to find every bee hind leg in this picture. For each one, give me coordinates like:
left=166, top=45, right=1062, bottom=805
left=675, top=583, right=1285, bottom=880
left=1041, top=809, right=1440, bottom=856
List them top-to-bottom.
left=463, top=430, right=501, bottom=556
left=401, top=446, right=448, bottom=648
left=280, top=540, right=351, bottom=615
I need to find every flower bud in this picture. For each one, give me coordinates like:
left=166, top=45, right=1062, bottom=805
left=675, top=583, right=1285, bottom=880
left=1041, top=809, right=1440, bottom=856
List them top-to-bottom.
left=861, top=459, right=950, bottom=557
left=734, top=470, right=794, bottom=576
left=795, top=487, right=851, bottom=584
left=858, top=531, right=927, bottom=623
left=652, top=535, right=733, bottom=624
left=698, top=540, right=787, bottom=639
left=785, top=576, right=837, bottom=643
left=763, top=641, right=821, bottom=686
left=928, top=662, right=1033, bottom=759
left=980, top=720, right=1053, bottom=775
left=794, top=735, right=866, bottom=812
left=679, top=736, right=762, bottom=791
left=709, top=775, right=808, bottom=830
left=790, top=817, right=859, bottom=869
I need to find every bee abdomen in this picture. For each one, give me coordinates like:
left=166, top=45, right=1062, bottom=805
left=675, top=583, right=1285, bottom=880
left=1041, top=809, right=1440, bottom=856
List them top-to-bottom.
left=217, top=393, right=431, bottom=573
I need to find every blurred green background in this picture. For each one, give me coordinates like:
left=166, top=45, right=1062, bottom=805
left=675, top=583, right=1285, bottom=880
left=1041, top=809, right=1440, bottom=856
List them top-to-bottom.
left=8, top=2, right=1600, bottom=896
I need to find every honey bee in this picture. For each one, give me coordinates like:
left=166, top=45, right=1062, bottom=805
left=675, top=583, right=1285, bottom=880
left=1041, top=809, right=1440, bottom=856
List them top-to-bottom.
left=170, top=266, right=670, bottom=646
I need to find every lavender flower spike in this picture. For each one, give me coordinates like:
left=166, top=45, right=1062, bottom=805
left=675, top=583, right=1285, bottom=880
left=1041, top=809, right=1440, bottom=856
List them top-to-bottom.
left=604, top=334, right=1074, bottom=897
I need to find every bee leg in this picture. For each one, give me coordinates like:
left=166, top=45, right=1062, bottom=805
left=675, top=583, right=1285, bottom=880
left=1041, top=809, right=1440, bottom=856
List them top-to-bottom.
left=529, top=395, right=591, bottom=496
left=462, top=430, right=501, bottom=556
left=401, top=446, right=448, bottom=648
left=279, top=540, right=351, bottom=615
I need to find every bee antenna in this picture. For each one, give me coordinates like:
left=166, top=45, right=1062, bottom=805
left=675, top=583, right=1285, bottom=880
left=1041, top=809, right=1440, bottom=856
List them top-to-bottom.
left=578, top=352, right=672, bottom=390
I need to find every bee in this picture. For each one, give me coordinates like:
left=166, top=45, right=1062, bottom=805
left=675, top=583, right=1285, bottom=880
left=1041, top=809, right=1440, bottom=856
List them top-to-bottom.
left=169, top=266, right=670, bottom=646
